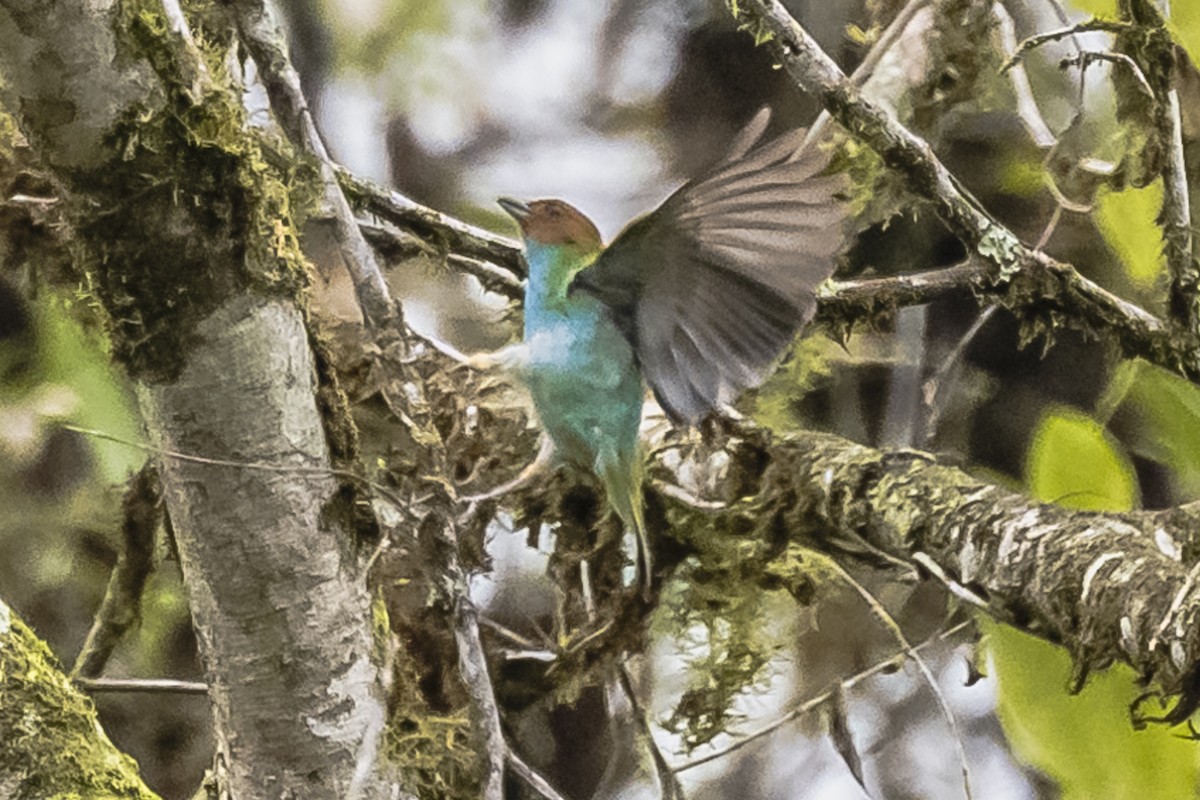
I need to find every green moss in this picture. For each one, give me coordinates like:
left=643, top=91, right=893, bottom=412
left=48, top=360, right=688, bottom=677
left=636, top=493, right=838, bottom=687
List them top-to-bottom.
left=56, top=1, right=319, bottom=383
left=0, top=100, right=18, bottom=164
left=650, top=446, right=834, bottom=750
left=662, top=560, right=780, bottom=750
left=0, top=612, right=159, bottom=799
left=384, top=646, right=480, bottom=800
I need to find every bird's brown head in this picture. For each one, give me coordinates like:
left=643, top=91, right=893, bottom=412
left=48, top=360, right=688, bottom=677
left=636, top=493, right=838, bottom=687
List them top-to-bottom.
left=498, top=197, right=602, bottom=250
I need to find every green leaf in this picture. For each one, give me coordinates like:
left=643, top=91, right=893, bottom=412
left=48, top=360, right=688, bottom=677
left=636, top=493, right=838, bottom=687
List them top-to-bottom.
left=1066, top=0, right=1118, bottom=15
left=1172, top=2, right=1200, bottom=69
left=1094, top=180, right=1166, bottom=290
left=35, top=300, right=143, bottom=482
left=1098, top=359, right=1200, bottom=497
left=1025, top=406, right=1138, bottom=511
left=987, top=621, right=1198, bottom=800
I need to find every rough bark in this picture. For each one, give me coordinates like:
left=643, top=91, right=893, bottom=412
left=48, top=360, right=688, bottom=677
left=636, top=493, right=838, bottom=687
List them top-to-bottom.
left=0, top=1, right=396, bottom=796
left=137, top=296, right=387, bottom=795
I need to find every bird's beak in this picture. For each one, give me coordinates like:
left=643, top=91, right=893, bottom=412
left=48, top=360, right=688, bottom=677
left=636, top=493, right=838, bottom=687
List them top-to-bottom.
left=497, top=196, right=531, bottom=223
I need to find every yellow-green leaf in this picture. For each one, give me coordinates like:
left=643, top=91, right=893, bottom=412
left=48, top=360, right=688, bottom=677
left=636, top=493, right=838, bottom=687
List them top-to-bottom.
left=1066, top=0, right=1117, bottom=15
left=1173, top=2, right=1200, bottom=70
left=1094, top=180, right=1166, bottom=291
left=1097, top=359, right=1200, bottom=497
left=1025, top=406, right=1138, bottom=511
left=988, top=622, right=1198, bottom=800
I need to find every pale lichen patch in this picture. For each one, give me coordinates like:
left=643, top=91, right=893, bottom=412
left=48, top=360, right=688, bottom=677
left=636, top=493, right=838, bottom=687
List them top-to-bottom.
left=1155, top=527, right=1181, bottom=560
left=1081, top=552, right=1124, bottom=603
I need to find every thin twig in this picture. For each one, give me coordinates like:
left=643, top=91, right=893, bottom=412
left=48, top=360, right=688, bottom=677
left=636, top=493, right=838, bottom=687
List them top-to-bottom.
left=232, top=0, right=397, bottom=328
left=804, top=0, right=932, bottom=147
left=994, top=3, right=1057, bottom=148
left=1000, top=18, right=1134, bottom=73
left=1060, top=51, right=1154, bottom=98
left=918, top=305, right=995, bottom=447
left=61, top=425, right=421, bottom=526
left=912, top=552, right=992, bottom=611
left=824, top=558, right=973, bottom=799
left=480, top=616, right=543, bottom=650
left=674, top=619, right=974, bottom=773
left=618, top=664, right=687, bottom=799
left=74, top=677, right=209, bottom=694
left=506, top=746, right=571, bottom=800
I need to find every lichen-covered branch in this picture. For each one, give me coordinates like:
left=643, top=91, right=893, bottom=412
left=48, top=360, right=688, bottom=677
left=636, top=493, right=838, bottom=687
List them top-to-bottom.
left=730, top=0, right=1200, bottom=377
left=733, top=0, right=1006, bottom=258
left=1121, top=0, right=1198, bottom=334
left=654, top=425, right=1200, bottom=719
left=0, top=600, right=161, bottom=799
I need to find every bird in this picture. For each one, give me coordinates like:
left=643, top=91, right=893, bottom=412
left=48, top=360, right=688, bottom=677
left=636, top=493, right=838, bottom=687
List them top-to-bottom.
left=470, top=110, right=846, bottom=593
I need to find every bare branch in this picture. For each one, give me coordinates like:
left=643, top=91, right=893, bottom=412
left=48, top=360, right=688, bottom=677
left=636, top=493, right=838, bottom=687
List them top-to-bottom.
left=231, top=0, right=397, bottom=328
left=993, top=2, right=1057, bottom=148
left=999, top=18, right=1134, bottom=74
left=337, top=167, right=526, bottom=282
left=72, top=462, right=162, bottom=679
left=445, top=543, right=507, bottom=800
left=823, top=557, right=973, bottom=799
left=618, top=663, right=687, bottom=799
left=74, top=676, right=208, bottom=695
left=506, top=747, right=571, bottom=800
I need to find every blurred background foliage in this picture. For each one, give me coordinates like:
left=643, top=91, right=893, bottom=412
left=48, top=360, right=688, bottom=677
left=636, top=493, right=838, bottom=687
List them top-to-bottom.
left=4, top=0, right=1200, bottom=797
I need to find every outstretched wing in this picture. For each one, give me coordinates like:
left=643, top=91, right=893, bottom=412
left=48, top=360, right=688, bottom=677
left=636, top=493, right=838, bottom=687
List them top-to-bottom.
left=571, top=111, right=846, bottom=423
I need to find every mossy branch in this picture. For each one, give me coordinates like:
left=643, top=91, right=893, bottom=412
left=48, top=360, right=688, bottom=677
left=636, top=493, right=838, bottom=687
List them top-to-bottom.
left=649, top=424, right=1200, bottom=721
left=0, top=600, right=161, bottom=800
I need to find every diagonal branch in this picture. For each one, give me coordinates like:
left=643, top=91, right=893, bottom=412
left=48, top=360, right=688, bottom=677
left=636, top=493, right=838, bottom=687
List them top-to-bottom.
left=232, top=0, right=397, bottom=328
left=731, top=0, right=1200, bottom=377
left=1126, top=0, right=1198, bottom=334
left=337, top=167, right=526, bottom=282
left=71, top=461, right=162, bottom=679
left=1, top=600, right=163, bottom=798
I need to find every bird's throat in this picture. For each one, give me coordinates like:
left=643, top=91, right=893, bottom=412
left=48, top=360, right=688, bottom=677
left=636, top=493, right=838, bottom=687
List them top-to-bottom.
left=523, top=240, right=598, bottom=332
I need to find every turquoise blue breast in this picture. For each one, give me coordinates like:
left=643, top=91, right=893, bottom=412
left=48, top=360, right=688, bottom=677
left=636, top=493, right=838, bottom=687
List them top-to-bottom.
left=522, top=246, right=644, bottom=469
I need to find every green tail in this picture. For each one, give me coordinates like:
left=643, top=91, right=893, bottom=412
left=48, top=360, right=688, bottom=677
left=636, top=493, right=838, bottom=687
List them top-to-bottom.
left=596, top=444, right=651, bottom=594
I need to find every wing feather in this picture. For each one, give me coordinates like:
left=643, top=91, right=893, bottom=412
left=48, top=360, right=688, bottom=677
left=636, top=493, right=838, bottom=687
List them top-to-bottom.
left=572, top=113, right=846, bottom=423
